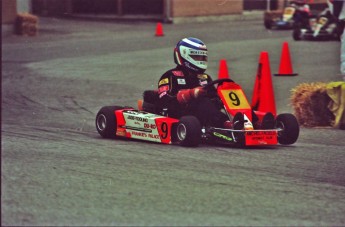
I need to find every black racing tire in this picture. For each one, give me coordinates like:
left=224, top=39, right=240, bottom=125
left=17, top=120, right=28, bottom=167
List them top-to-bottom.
left=264, top=20, right=272, bottom=29
left=293, top=28, right=302, bottom=41
left=333, top=28, right=341, bottom=41
left=96, top=106, right=124, bottom=139
left=276, top=113, right=300, bottom=145
left=174, top=116, right=201, bottom=147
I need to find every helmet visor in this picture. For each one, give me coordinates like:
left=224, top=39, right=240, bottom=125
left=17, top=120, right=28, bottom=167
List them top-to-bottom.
left=190, top=55, right=208, bottom=62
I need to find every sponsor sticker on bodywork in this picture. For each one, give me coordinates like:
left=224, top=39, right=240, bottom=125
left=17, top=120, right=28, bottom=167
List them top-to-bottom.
left=245, top=131, right=277, bottom=146
left=213, top=132, right=233, bottom=141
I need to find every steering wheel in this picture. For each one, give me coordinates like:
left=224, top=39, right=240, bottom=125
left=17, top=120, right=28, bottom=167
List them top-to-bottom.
left=203, top=78, right=235, bottom=91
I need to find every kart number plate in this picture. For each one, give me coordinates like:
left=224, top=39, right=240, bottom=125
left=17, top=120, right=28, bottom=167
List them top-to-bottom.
left=220, top=89, right=251, bottom=110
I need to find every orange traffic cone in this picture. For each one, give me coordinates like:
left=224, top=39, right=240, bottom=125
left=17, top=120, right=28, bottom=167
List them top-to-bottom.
left=155, top=23, right=164, bottom=37
left=274, top=42, right=298, bottom=76
left=251, top=51, right=277, bottom=116
left=218, top=59, right=230, bottom=79
left=137, top=99, right=143, bottom=111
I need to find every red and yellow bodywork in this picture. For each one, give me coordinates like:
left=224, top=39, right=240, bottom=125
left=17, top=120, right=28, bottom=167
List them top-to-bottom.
left=217, top=81, right=278, bottom=146
left=115, top=109, right=178, bottom=144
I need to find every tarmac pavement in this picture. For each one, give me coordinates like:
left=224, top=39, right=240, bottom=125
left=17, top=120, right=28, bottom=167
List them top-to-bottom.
left=2, top=16, right=345, bottom=226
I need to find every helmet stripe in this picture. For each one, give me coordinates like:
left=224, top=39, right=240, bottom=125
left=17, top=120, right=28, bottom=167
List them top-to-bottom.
left=182, top=38, right=205, bottom=48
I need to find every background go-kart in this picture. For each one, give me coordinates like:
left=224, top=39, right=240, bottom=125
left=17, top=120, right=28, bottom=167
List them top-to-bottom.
left=2, top=17, right=345, bottom=226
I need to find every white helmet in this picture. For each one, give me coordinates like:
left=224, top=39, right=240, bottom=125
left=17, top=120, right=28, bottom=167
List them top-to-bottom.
left=174, top=37, right=208, bottom=73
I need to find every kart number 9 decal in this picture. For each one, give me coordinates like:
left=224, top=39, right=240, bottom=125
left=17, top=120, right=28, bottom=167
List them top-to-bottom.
left=221, top=89, right=250, bottom=109
left=229, top=92, right=240, bottom=106
left=161, top=122, right=168, bottom=139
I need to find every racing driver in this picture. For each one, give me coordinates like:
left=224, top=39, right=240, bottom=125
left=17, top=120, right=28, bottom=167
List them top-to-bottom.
left=156, top=37, right=228, bottom=128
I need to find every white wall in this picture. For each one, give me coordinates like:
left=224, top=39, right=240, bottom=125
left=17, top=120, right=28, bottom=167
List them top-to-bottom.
left=16, top=0, right=31, bottom=13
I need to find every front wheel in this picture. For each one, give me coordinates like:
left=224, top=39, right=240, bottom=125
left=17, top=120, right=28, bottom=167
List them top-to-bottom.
left=264, top=20, right=272, bottom=29
left=293, top=28, right=302, bottom=41
left=96, top=106, right=124, bottom=139
left=276, top=113, right=299, bottom=145
left=173, top=116, right=201, bottom=147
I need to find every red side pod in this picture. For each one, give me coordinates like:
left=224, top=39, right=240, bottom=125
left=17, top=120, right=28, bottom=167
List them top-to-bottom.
left=115, top=109, right=132, bottom=138
left=115, top=110, right=127, bottom=137
left=155, top=117, right=179, bottom=144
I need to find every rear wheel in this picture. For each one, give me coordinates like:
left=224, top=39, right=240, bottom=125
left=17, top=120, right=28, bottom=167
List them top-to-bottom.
left=96, top=106, right=124, bottom=138
left=276, top=113, right=299, bottom=145
left=174, top=116, right=201, bottom=147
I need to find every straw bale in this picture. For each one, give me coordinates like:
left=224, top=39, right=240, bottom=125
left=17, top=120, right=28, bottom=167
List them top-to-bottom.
left=14, top=13, right=38, bottom=36
left=290, top=82, right=334, bottom=127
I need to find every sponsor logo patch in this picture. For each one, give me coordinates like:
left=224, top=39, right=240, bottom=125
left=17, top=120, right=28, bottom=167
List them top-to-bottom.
left=190, top=50, right=207, bottom=55
left=172, top=71, right=184, bottom=77
left=197, top=74, right=208, bottom=80
left=159, top=78, right=169, bottom=86
left=177, top=78, right=186, bottom=85
left=200, top=80, right=208, bottom=86
left=159, top=85, right=169, bottom=93
left=159, top=91, right=167, bottom=98
left=127, top=115, right=148, bottom=122
left=213, top=132, right=233, bottom=141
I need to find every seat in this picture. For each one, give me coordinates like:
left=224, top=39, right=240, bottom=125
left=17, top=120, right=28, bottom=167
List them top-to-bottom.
left=142, top=90, right=160, bottom=114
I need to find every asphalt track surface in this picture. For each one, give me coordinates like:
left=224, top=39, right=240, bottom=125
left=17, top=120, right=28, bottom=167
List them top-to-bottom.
left=2, top=17, right=345, bottom=226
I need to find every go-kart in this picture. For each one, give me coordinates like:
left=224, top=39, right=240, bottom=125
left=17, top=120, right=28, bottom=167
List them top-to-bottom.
left=264, top=7, right=296, bottom=30
left=293, top=11, right=339, bottom=41
left=96, top=78, right=300, bottom=147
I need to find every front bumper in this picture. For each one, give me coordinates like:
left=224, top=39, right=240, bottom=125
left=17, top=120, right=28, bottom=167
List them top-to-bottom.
left=300, top=29, right=335, bottom=41
left=205, top=128, right=280, bottom=146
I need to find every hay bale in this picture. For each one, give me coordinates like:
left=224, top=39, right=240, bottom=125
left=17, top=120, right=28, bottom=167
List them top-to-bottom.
left=14, top=13, right=38, bottom=36
left=326, top=81, right=345, bottom=129
left=290, top=82, right=334, bottom=127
